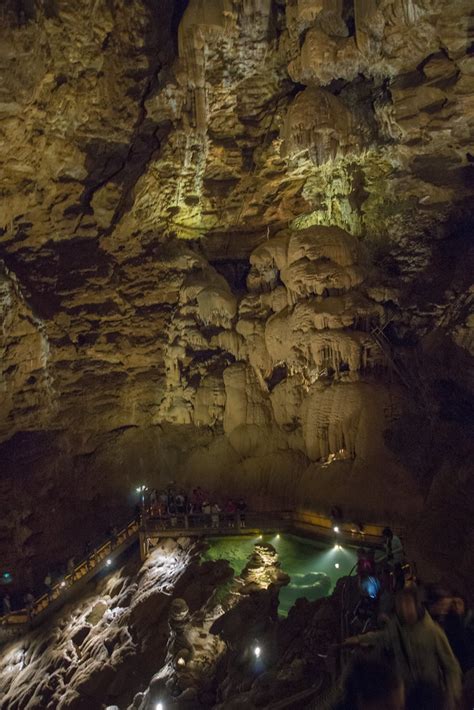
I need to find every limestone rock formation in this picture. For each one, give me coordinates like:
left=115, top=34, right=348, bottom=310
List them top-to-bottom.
left=0, top=0, right=473, bottom=597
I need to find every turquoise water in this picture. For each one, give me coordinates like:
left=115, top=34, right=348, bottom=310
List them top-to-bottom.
left=202, top=533, right=358, bottom=616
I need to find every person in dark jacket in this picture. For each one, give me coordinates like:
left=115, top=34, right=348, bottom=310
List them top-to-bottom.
left=237, top=498, right=247, bottom=528
left=343, top=587, right=462, bottom=709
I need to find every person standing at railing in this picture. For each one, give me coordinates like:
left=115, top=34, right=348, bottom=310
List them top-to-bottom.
left=194, top=487, right=205, bottom=506
left=159, top=488, right=168, bottom=509
left=175, top=492, right=185, bottom=515
left=237, top=498, right=247, bottom=528
left=224, top=499, right=237, bottom=527
left=202, top=501, right=211, bottom=527
left=211, top=502, right=221, bottom=529
left=134, top=504, right=142, bottom=526
left=109, top=526, right=118, bottom=549
left=382, top=527, right=405, bottom=592
left=84, top=541, right=93, bottom=569
left=67, top=557, right=75, bottom=583
left=44, top=572, right=53, bottom=600
left=24, top=592, right=34, bottom=620
left=2, top=593, right=11, bottom=616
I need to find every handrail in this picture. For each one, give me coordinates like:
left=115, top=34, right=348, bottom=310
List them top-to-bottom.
left=1, top=507, right=404, bottom=633
left=143, top=508, right=402, bottom=543
left=1, top=519, right=139, bottom=629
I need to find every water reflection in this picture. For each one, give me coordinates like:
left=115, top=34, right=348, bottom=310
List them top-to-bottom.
left=202, top=533, right=358, bottom=616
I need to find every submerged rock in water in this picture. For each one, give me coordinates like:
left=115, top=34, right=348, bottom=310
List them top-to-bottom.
left=292, top=571, right=332, bottom=588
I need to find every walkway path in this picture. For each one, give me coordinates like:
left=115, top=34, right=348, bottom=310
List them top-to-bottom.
left=1, top=508, right=401, bottom=642
left=140, top=509, right=395, bottom=559
left=0, top=519, right=139, bottom=641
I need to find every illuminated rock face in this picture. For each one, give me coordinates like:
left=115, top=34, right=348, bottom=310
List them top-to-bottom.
left=0, top=0, right=473, bottom=590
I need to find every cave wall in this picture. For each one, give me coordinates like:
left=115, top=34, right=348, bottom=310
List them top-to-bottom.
left=0, top=0, right=473, bottom=590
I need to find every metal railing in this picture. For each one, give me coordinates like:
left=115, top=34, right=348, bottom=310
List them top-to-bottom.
left=1, top=507, right=405, bottom=633
left=142, top=508, right=398, bottom=545
left=143, top=510, right=283, bottom=532
left=1, top=519, right=139, bottom=629
left=338, top=555, right=416, bottom=676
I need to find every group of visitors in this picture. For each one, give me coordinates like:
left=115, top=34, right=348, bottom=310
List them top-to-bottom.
left=142, top=485, right=248, bottom=529
left=2, top=500, right=472, bottom=710
left=331, top=522, right=474, bottom=710
left=1, top=525, right=125, bottom=619
left=354, top=527, right=407, bottom=604
left=335, top=584, right=473, bottom=709
left=2, top=590, right=35, bottom=620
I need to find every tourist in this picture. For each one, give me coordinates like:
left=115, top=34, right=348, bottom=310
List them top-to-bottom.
left=195, top=486, right=205, bottom=505
left=167, top=487, right=175, bottom=512
left=150, top=488, right=157, bottom=507
left=190, top=488, right=199, bottom=507
left=159, top=490, right=169, bottom=509
left=175, top=492, right=185, bottom=515
left=150, top=496, right=160, bottom=517
left=168, top=498, right=178, bottom=527
left=237, top=498, right=247, bottom=528
left=224, top=499, right=237, bottom=527
left=155, top=501, right=167, bottom=529
left=202, top=501, right=211, bottom=527
left=211, top=502, right=221, bottom=528
left=134, top=503, right=142, bottom=525
left=110, top=526, right=118, bottom=548
left=382, top=527, right=405, bottom=591
left=382, top=527, right=404, bottom=565
left=84, top=540, right=93, bottom=569
left=357, top=548, right=379, bottom=601
left=357, top=548, right=374, bottom=576
left=67, top=557, right=75, bottom=583
left=44, top=572, right=53, bottom=599
left=343, top=586, right=462, bottom=708
left=23, top=591, right=34, bottom=619
left=2, top=593, right=11, bottom=616
left=330, top=656, right=405, bottom=710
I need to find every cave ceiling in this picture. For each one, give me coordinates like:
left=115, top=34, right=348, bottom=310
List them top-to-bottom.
left=0, top=0, right=473, bottom=556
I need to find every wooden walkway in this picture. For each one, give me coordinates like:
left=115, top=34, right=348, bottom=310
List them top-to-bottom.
left=1, top=508, right=400, bottom=641
left=139, top=510, right=394, bottom=559
left=0, top=520, right=139, bottom=642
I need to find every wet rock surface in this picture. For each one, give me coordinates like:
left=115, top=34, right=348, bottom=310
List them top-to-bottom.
left=0, top=537, right=345, bottom=710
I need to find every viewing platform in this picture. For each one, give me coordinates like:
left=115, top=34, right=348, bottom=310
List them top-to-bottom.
left=1, top=508, right=402, bottom=643
left=139, top=509, right=396, bottom=560
left=0, top=520, right=139, bottom=643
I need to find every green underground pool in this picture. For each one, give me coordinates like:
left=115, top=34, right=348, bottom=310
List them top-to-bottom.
left=202, top=533, right=358, bottom=616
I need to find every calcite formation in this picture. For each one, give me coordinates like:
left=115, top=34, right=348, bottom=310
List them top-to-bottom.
left=0, top=0, right=473, bottom=594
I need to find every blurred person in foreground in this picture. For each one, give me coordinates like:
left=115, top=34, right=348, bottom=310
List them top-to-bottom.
left=343, top=586, right=462, bottom=709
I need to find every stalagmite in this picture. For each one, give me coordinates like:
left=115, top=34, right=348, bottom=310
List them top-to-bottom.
left=281, top=87, right=362, bottom=166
